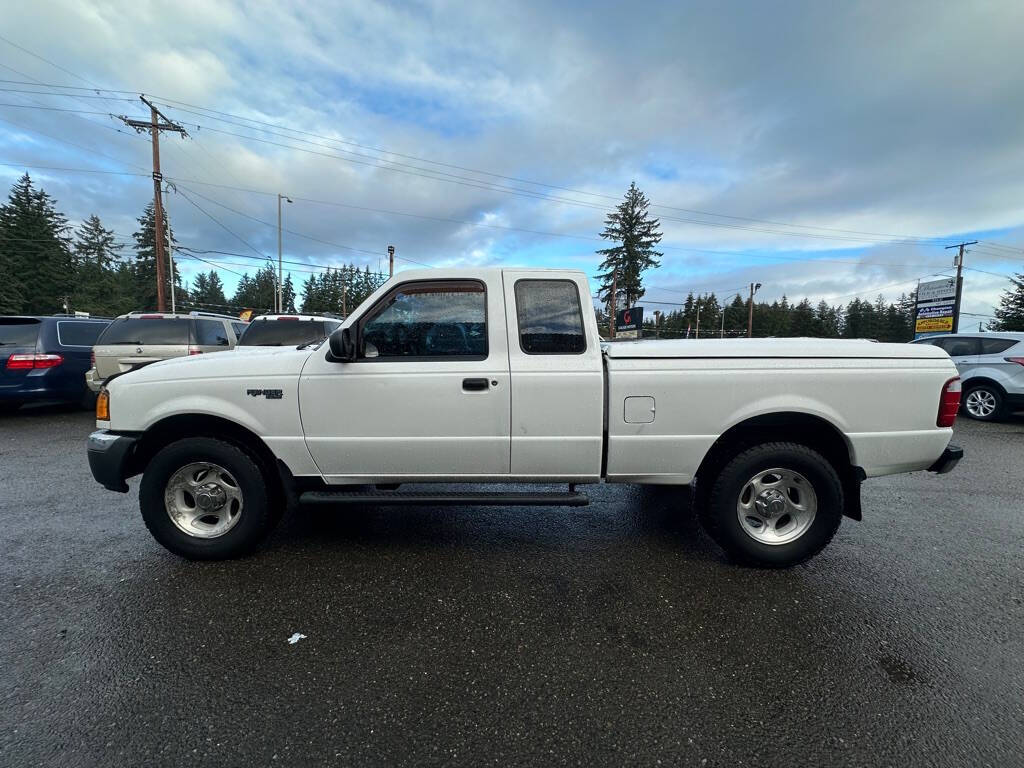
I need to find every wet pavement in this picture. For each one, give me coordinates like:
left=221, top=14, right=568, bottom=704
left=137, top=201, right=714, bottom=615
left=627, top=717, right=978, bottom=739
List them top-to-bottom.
left=1, top=407, right=1022, bottom=766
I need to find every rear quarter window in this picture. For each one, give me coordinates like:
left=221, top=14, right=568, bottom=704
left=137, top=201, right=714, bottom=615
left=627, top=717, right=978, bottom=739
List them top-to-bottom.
left=513, top=279, right=587, bottom=355
left=98, top=318, right=190, bottom=345
left=195, top=319, right=230, bottom=346
left=56, top=321, right=109, bottom=347
left=979, top=338, right=1019, bottom=355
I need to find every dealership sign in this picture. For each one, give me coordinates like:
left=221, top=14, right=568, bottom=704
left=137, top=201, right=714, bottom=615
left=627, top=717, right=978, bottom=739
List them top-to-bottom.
left=914, top=278, right=957, bottom=337
left=615, top=306, right=643, bottom=339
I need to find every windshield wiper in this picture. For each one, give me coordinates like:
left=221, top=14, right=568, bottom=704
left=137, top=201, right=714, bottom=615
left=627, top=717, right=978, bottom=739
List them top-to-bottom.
left=296, top=339, right=325, bottom=350
left=107, top=341, right=144, bottom=345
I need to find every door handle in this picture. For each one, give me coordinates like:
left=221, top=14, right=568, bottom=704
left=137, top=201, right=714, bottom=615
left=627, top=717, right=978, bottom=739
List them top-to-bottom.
left=462, top=377, right=490, bottom=392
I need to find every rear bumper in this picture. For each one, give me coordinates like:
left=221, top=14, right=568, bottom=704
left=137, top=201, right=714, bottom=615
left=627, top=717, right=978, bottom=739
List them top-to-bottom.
left=85, top=368, right=105, bottom=393
left=87, top=430, right=138, bottom=492
left=927, top=443, right=963, bottom=474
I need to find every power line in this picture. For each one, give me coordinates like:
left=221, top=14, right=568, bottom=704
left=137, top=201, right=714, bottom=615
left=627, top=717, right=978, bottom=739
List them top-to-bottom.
left=146, top=94, right=950, bottom=243
left=173, top=186, right=269, bottom=262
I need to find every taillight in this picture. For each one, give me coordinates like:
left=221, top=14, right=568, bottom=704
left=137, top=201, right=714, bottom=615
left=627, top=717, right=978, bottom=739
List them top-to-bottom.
left=187, top=345, right=203, bottom=355
left=90, top=348, right=95, bottom=368
left=6, top=353, right=63, bottom=370
left=1004, top=357, right=1024, bottom=367
left=937, top=377, right=961, bottom=427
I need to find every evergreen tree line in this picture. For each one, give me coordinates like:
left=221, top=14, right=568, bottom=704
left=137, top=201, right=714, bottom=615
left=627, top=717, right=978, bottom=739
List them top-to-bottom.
left=0, top=173, right=382, bottom=319
left=3, top=173, right=1021, bottom=330
left=298, top=266, right=386, bottom=316
left=621, top=291, right=919, bottom=341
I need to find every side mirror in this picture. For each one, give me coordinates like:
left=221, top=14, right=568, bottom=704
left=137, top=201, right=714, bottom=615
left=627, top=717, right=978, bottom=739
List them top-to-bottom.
left=328, top=327, right=357, bottom=362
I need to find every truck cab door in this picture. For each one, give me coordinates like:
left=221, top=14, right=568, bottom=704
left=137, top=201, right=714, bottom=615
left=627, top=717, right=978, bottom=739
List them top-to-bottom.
left=502, top=272, right=604, bottom=481
left=299, top=275, right=511, bottom=482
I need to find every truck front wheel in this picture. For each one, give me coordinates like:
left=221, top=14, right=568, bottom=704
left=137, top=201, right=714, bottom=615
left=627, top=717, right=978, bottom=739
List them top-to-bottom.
left=139, top=437, right=277, bottom=560
left=701, top=442, right=843, bottom=568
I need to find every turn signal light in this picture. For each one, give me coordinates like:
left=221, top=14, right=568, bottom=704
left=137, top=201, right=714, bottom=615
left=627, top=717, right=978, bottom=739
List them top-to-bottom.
left=6, top=353, right=64, bottom=369
left=937, top=377, right=961, bottom=427
left=96, top=390, right=110, bottom=421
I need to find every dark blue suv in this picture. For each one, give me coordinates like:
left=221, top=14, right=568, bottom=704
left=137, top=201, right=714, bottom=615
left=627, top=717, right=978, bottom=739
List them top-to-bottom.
left=0, top=315, right=111, bottom=411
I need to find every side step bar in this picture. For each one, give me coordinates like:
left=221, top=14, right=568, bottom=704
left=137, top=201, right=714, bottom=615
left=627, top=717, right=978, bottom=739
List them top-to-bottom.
left=299, top=490, right=590, bottom=507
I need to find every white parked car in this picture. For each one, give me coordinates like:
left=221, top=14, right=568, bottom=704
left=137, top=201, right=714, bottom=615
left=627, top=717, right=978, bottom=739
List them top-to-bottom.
left=87, top=269, right=962, bottom=567
left=236, top=314, right=342, bottom=348
left=911, top=332, right=1024, bottom=420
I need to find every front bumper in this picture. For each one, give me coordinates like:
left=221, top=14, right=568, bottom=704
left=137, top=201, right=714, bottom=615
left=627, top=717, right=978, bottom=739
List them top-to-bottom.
left=85, top=368, right=105, bottom=393
left=87, top=430, right=138, bottom=492
left=927, top=443, right=963, bottom=474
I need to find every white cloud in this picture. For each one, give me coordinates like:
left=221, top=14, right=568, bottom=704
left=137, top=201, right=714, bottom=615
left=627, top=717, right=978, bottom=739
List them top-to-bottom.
left=1, top=0, right=1023, bottom=312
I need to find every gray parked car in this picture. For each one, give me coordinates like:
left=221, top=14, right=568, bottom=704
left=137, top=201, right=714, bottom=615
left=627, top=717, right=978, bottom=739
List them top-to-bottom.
left=86, top=311, right=248, bottom=393
left=911, top=332, right=1024, bottom=420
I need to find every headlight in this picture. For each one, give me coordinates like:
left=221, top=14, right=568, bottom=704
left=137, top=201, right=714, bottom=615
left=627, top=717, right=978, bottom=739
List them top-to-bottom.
left=96, top=389, right=110, bottom=421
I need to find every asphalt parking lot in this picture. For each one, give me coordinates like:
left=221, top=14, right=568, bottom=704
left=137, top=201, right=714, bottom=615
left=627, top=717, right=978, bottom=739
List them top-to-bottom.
left=1, top=408, right=1022, bottom=767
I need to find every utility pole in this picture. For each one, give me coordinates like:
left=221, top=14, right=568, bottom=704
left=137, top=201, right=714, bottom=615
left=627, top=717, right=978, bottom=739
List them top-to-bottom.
left=118, top=96, right=187, bottom=312
left=277, top=194, right=293, bottom=312
left=944, top=241, right=976, bottom=333
left=388, top=245, right=395, bottom=278
left=609, top=269, right=618, bottom=338
left=342, top=280, right=347, bottom=318
left=747, top=282, right=762, bottom=338
left=695, top=299, right=701, bottom=339
left=721, top=304, right=727, bottom=338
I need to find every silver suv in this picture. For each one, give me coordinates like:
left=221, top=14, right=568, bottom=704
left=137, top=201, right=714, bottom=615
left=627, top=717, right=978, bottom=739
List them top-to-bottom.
left=86, top=311, right=248, bottom=392
left=912, top=332, right=1024, bottom=420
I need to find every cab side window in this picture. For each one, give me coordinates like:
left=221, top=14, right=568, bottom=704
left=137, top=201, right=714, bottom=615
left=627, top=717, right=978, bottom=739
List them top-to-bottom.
left=514, top=279, right=587, bottom=355
left=360, top=280, right=487, bottom=359
left=232, top=322, right=248, bottom=340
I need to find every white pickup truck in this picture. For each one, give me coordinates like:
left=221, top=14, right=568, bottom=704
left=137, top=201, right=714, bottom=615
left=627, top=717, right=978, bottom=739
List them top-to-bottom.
left=87, top=268, right=963, bottom=567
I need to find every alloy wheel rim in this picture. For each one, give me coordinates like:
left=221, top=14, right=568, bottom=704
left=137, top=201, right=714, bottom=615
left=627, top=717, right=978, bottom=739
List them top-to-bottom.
left=965, top=390, right=996, bottom=418
left=164, top=462, right=243, bottom=538
left=736, top=467, right=818, bottom=545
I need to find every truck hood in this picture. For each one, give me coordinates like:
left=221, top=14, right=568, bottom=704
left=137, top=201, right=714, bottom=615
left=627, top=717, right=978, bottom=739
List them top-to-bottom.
left=602, top=338, right=949, bottom=360
left=108, top=345, right=315, bottom=388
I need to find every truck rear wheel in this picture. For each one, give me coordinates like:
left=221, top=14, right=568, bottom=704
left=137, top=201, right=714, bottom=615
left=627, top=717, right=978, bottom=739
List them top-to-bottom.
left=139, top=437, right=277, bottom=560
left=700, top=442, right=843, bottom=568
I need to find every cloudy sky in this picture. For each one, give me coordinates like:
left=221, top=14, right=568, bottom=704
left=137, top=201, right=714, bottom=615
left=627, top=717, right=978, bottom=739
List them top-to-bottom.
left=2, top=0, right=1024, bottom=321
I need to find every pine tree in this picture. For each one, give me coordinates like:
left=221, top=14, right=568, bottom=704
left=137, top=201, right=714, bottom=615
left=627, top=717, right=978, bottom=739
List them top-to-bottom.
left=0, top=173, right=73, bottom=314
left=595, top=181, right=662, bottom=311
left=132, top=201, right=178, bottom=311
left=71, top=214, right=125, bottom=315
left=0, top=255, right=24, bottom=313
left=191, top=270, right=228, bottom=308
left=989, top=272, right=1024, bottom=331
left=790, top=299, right=817, bottom=336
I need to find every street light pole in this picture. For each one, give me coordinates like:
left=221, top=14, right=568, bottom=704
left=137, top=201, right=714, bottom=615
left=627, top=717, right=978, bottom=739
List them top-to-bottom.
left=277, top=194, right=293, bottom=313
left=747, top=282, right=762, bottom=338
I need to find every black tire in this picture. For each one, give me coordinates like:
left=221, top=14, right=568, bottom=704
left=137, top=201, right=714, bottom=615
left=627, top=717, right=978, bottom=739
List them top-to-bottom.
left=961, top=383, right=1004, bottom=421
left=139, top=437, right=277, bottom=560
left=700, top=442, right=843, bottom=568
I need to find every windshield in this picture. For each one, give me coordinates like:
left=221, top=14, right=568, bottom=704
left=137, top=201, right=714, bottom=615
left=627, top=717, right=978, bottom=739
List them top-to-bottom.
left=98, top=317, right=190, bottom=345
left=0, top=318, right=40, bottom=347
left=238, top=319, right=329, bottom=346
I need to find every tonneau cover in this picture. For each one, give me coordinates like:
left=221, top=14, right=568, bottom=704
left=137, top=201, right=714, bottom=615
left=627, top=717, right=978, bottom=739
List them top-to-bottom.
left=602, top=337, right=949, bottom=360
